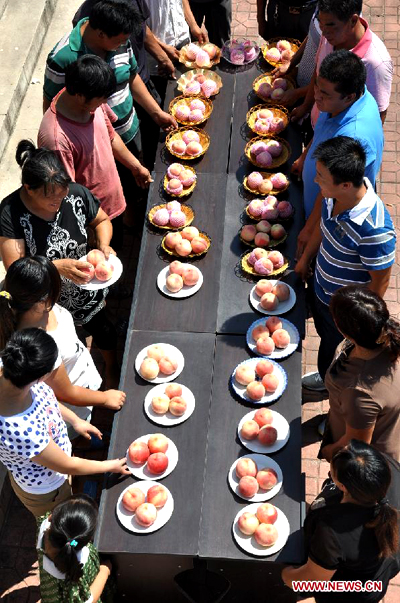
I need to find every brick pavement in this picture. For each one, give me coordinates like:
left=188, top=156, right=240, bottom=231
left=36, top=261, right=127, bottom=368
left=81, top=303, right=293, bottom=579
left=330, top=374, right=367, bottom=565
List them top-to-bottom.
left=0, top=1, right=399, bottom=601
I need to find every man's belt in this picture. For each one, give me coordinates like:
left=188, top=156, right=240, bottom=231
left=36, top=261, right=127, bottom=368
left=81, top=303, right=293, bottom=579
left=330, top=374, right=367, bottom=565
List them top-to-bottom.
left=278, top=0, right=317, bottom=15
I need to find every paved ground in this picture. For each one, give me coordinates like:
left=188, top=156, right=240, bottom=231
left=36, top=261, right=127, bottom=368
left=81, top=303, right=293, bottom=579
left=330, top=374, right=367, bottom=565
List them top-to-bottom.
left=0, top=1, right=399, bottom=601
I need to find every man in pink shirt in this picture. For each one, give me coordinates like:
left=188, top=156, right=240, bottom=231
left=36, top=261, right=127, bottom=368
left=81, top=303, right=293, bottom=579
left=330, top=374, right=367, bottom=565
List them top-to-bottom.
left=291, top=0, right=392, bottom=126
left=38, top=55, right=152, bottom=247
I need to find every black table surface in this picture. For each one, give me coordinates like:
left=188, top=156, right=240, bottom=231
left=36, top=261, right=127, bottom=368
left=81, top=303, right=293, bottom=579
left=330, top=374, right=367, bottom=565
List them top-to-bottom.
left=130, top=173, right=227, bottom=334
left=96, top=329, right=216, bottom=556
left=198, top=335, right=303, bottom=564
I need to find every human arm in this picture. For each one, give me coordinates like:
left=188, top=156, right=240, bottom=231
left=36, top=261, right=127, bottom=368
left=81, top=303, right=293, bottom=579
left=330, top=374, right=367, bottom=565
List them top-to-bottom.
left=182, top=0, right=208, bottom=43
left=256, top=0, right=268, bottom=40
left=144, top=26, right=176, bottom=78
left=271, top=36, right=308, bottom=77
left=290, top=69, right=316, bottom=123
left=130, top=74, right=178, bottom=130
left=111, top=132, right=152, bottom=189
left=295, top=191, right=323, bottom=261
left=294, top=214, right=322, bottom=280
left=0, top=237, right=25, bottom=268
left=368, top=266, right=392, bottom=299
left=45, top=363, right=126, bottom=411
left=320, top=423, right=375, bottom=462
left=282, top=558, right=335, bottom=589
left=90, top=560, right=113, bottom=603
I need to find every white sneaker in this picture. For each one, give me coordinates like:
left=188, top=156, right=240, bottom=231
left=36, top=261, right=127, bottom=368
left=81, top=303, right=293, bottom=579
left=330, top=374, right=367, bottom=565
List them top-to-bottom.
left=302, top=371, right=327, bottom=391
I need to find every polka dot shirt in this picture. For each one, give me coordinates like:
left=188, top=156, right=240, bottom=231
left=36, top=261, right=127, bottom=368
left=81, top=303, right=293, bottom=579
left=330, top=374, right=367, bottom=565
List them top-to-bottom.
left=0, top=383, right=71, bottom=494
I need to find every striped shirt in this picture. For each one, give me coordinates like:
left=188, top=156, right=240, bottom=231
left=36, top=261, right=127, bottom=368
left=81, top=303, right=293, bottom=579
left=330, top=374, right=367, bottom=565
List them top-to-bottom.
left=43, top=18, right=139, bottom=144
left=315, top=178, right=396, bottom=306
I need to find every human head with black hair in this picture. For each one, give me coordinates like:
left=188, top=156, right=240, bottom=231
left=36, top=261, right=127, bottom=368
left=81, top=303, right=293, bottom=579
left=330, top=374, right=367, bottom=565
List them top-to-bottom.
left=88, top=0, right=142, bottom=50
left=318, top=0, right=363, bottom=48
left=315, top=50, right=366, bottom=116
left=65, top=55, right=117, bottom=109
left=313, top=136, right=366, bottom=198
left=16, top=140, right=71, bottom=196
left=0, top=256, right=61, bottom=349
left=330, top=286, right=400, bottom=362
left=0, top=328, right=58, bottom=389
left=331, top=440, right=399, bottom=558
left=45, top=494, right=98, bottom=583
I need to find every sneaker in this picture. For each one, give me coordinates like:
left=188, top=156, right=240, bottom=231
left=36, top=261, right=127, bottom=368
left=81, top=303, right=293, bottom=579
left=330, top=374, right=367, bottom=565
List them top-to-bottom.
left=302, top=371, right=327, bottom=391
left=318, top=418, right=327, bottom=438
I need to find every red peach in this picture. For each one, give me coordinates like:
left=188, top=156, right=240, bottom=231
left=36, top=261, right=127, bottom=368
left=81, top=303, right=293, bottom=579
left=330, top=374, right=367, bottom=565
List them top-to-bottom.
left=259, top=179, right=273, bottom=195
left=256, top=220, right=271, bottom=234
left=241, top=224, right=257, bottom=242
left=270, top=224, right=286, bottom=240
left=181, top=226, right=199, bottom=241
left=165, top=232, right=182, bottom=249
left=254, top=232, right=270, bottom=248
left=191, top=237, right=208, bottom=254
left=175, top=239, right=192, bottom=256
left=253, top=248, right=269, bottom=261
left=87, top=249, right=105, bottom=267
left=169, top=260, right=185, bottom=275
left=95, top=261, right=114, bottom=281
left=80, top=263, right=95, bottom=281
left=182, top=266, right=199, bottom=286
left=166, top=274, right=183, bottom=293
left=255, top=280, right=273, bottom=297
left=272, top=283, right=290, bottom=301
left=260, top=293, right=279, bottom=311
left=265, top=317, right=282, bottom=333
left=252, top=325, right=270, bottom=342
left=272, top=328, right=290, bottom=348
left=256, top=335, right=275, bottom=356
left=147, top=345, right=166, bottom=362
left=158, top=356, right=178, bottom=375
left=140, top=358, right=159, bottom=380
left=255, top=360, right=274, bottom=379
left=235, top=364, right=256, bottom=386
left=262, top=373, right=279, bottom=393
left=246, top=381, right=266, bottom=401
left=165, top=383, right=182, bottom=398
left=151, top=395, right=170, bottom=414
left=169, top=396, right=187, bottom=416
left=254, top=407, right=274, bottom=427
left=240, top=420, right=260, bottom=440
left=258, top=425, right=278, bottom=446
left=148, top=434, right=169, bottom=454
left=128, top=441, right=150, bottom=465
left=147, top=452, right=169, bottom=474
left=236, top=457, right=258, bottom=479
left=256, top=468, right=278, bottom=490
left=238, top=476, right=259, bottom=498
left=147, top=485, right=168, bottom=508
left=122, top=486, right=146, bottom=512
left=135, top=502, right=157, bottom=527
left=256, top=502, right=278, bottom=524
left=238, top=512, right=260, bottom=535
left=254, top=523, right=278, bottom=546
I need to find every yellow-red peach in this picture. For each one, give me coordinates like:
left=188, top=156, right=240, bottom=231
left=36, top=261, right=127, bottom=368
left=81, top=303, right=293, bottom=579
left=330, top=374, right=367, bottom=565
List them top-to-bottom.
left=259, top=179, right=273, bottom=195
left=256, top=220, right=271, bottom=234
left=270, top=223, right=286, bottom=240
left=241, top=224, right=257, bottom=242
left=181, top=226, right=199, bottom=241
left=165, top=232, right=182, bottom=249
left=254, top=232, right=270, bottom=248
left=191, top=237, right=208, bottom=254
left=175, top=239, right=192, bottom=256
left=87, top=249, right=105, bottom=267
left=169, top=260, right=185, bottom=275
left=95, top=261, right=114, bottom=281
left=80, top=263, right=95, bottom=281
left=182, top=266, right=199, bottom=286
left=166, top=274, right=183, bottom=292
left=255, top=280, right=273, bottom=297
left=272, top=283, right=290, bottom=301
left=260, top=293, right=279, bottom=311
left=265, top=317, right=282, bottom=333
left=252, top=325, right=269, bottom=342
left=272, top=328, right=290, bottom=348
left=256, top=335, right=275, bottom=356
left=147, top=345, right=166, bottom=362
left=158, top=356, right=178, bottom=375
left=140, top=358, right=159, bottom=380
left=255, top=360, right=274, bottom=378
left=235, top=364, right=256, bottom=386
left=262, top=373, right=279, bottom=393
left=246, top=381, right=266, bottom=401
left=165, top=383, right=182, bottom=398
left=151, top=395, right=170, bottom=414
left=169, top=396, right=187, bottom=416
left=254, top=407, right=274, bottom=427
left=240, top=420, right=260, bottom=440
left=258, top=425, right=278, bottom=446
left=148, top=434, right=169, bottom=454
left=128, top=441, right=150, bottom=465
left=147, top=452, right=169, bottom=474
left=236, top=457, right=258, bottom=479
left=256, top=468, right=278, bottom=490
left=238, top=476, right=259, bottom=497
left=147, top=485, right=168, bottom=508
left=122, top=486, right=145, bottom=512
left=135, top=502, right=157, bottom=527
left=256, top=502, right=278, bottom=524
left=238, top=512, right=260, bottom=535
left=254, top=523, right=278, bottom=546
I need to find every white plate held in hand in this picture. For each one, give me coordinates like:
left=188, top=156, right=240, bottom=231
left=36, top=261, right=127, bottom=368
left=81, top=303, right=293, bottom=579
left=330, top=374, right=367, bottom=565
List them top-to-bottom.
left=78, top=253, right=123, bottom=290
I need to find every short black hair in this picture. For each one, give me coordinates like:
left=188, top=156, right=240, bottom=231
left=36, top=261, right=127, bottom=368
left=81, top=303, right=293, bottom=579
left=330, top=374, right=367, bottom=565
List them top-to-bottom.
left=89, top=0, right=141, bottom=37
left=318, top=0, right=362, bottom=22
left=319, top=49, right=366, bottom=99
left=65, top=56, right=116, bottom=100
left=313, top=136, right=366, bottom=187
left=16, top=140, right=71, bottom=194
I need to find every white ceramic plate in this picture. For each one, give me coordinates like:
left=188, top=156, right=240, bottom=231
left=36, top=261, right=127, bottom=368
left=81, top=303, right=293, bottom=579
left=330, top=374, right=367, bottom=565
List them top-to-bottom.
left=78, top=254, right=123, bottom=290
left=157, top=265, right=203, bottom=298
left=249, top=280, right=296, bottom=315
left=246, top=317, right=300, bottom=360
left=135, top=343, right=184, bottom=383
left=231, top=358, right=287, bottom=404
left=144, top=383, right=195, bottom=426
left=238, top=409, right=290, bottom=454
left=126, top=434, right=178, bottom=480
left=228, top=454, right=283, bottom=502
left=116, top=480, right=174, bottom=533
left=232, top=503, right=290, bottom=556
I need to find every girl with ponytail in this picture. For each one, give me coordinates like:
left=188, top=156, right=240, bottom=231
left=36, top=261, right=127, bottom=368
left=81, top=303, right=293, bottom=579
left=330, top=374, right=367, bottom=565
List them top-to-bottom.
left=318, top=285, right=400, bottom=463
left=282, top=440, right=399, bottom=601
left=37, top=494, right=113, bottom=603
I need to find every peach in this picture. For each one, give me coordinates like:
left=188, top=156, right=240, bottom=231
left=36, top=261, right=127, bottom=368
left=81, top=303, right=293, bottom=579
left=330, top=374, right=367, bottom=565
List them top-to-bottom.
left=203, top=43, right=217, bottom=59
left=195, top=74, right=206, bottom=83
left=258, top=81, right=272, bottom=99
left=171, top=139, right=187, bottom=155
left=186, top=141, right=203, bottom=156
left=259, top=179, right=273, bottom=195
left=248, top=199, right=264, bottom=217
left=277, top=200, right=293, bottom=217
left=169, top=210, right=186, bottom=228
left=256, top=220, right=271, bottom=234
left=241, top=224, right=257, bottom=242
left=270, top=224, right=286, bottom=240
left=181, top=226, right=199, bottom=241
left=165, top=232, right=182, bottom=249
left=254, top=232, right=270, bottom=248
left=191, top=237, right=208, bottom=254
left=175, top=239, right=192, bottom=257
left=252, top=248, right=269, bottom=262
left=87, top=249, right=105, bottom=267
left=254, top=258, right=274, bottom=276
left=169, top=260, right=185, bottom=275
left=95, top=261, right=114, bottom=281
left=80, top=263, right=95, bottom=280
left=182, top=266, right=199, bottom=286
left=166, top=273, right=183, bottom=293
left=255, top=279, right=273, bottom=297
left=272, top=283, right=290, bottom=302
left=260, top=293, right=279, bottom=311
left=266, top=317, right=282, bottom=333
left=252, top=325, right=270, bottom=342
left=272, top=328, right=290, bottom=348
left=256, top=335, right=275, bottom=356
left=147, top=345, right=166, bottom=362
left=158, top=356, right=178, bottom=375
left=140, top=358, right=159, bottom=380
left=255, top=360, right=274, bottom=379
left=235, top=364, right=256, bottom=386
left=262, top=373, right=280, bottom=393
left=246, top=381, right=266, bottom=401
left=165, top=383, right=182, bottom=398
left=151, top=395, right=170, bottom=414
left=169, top=396, right=187, bottom=416
left=254, top=407, right=274, bottom=427
left=240, top=420, right=260, bottom=440
left=258, top=425, right=278, bottom=446
left=148, top=433, right=169, bottom=454
left=128, top=441, right=150, bottom=465
left=147, top=452, right=169, bottom=474
left=236, top=458, right=258, bottom=479
left=257, top=468, right=278, bottom=490
left=238, top=476, right=259, bottom=498
left=147, top=485, right=168, bottom=509
left=122, top=486, right=146, bottom=513
left=135, top=502, right=157, bottom=527
left=256, top=502, right=278, bottom=524
left=238, top=512, right=260, bottom=535
left=254, top=523, right=278, bottom=547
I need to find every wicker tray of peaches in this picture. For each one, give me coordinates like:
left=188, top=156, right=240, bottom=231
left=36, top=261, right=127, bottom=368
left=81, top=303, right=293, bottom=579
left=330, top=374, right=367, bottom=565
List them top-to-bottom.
left=261, top=38, right=300, bottom=67
left=179, top=42, right=221, bottom=69
left=177, top=69, right=223, bottom=98
left=253, top=73, right=295, bottom=104
left=169, top=95, right=213, bottom=126
left=246, top=105, right=288, bottom=137
left=166, top=127, right=210, bottom=160
left=245, top=137, right=291, bottom=169
left=163, top=164, right=197, bottom=197
left=243, top=171, right=289, bottom=196
left=245, top=195, right=294, bottom=222
left=148, top=201, right=194, bottom=230
left=239, top=222, right=288, bottom=249
left=161, top=226, right=211, bottom=258
left=241, top=248, right=289, bottom=278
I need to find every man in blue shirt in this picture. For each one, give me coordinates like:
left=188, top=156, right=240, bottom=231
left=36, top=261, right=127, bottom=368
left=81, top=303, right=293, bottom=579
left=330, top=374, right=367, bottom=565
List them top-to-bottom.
left=296, top=136, right=395, bottom=390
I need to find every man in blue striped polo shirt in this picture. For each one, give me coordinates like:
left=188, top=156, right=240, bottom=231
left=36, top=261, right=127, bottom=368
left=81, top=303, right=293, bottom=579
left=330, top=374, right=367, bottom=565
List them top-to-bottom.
left=296, top=136, right=396, bottom=387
